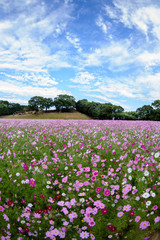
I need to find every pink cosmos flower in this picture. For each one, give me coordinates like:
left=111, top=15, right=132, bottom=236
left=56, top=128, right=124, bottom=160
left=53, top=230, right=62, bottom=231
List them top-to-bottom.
left=96, top=145, right=101, bottom=149
left=42, top=164, right=48, bottom=169
left=62, top=176, right=68, bottom=183
left=91, top=176, right=96, bottom=181
left=29, top=178, right=36, bottom=187
left=96, top=187, right=101, bottom=193
left=104, top=189, right=111, bottom=196
left=123, top=204, right=131, bottom=212
left=152, top=205, right=158, bottom=210
left=0, top=206, right=4, bottom=212
left=61, top=207, right=68, bottom=215
left=101, top=208, right=109, bottom=214
left=130, top=211, right=135, bottom=217
left=117, top=212, right=124, bottom=217
left=34, top=213, right=41, bottom=218
left=3, top=214, right=9, bottom=221
left=135, top=216, right=141, bottom=222
left=154, top=216, right=160, bottom=223
left=49, top=219, right=54, bottom=225
left=89, top=221, right=95, bottom=227
left=139, top=221, right=150, bottom=229
left=52, top=228, right=59, bottom=236
left=45, top=230, right=54, bottom=238
left=59, top=231, right=65, bottom=238
left=80, top=231, right=90, bottom=239
left=90, top=233, right=95, bottom=240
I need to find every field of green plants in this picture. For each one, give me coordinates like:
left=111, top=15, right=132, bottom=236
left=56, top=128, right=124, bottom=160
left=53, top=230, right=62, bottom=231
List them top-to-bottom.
left=0, top=119, right=160, bottom=240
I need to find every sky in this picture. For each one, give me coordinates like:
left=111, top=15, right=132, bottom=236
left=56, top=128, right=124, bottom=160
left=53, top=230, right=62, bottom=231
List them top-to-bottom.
left=0, top=0, right=160, bottom=111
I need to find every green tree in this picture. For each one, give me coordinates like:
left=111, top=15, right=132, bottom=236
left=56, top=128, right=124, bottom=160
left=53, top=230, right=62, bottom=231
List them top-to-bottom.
left=53, top=95, right=76, bottom=112
left=28, top=96, right=45, bottom=112
left=43, top=98, right=54, bottom=111
left=76, top=99, right=89, bottom=114
left=151, top=100, right=160, bottom=120
left=87, top=102, right=102, bottom=119
left=99, top=103, right=113, bottom=120
left=112, top=105, right=124, bottom=119
left=136, top=105, right=154, bottom=120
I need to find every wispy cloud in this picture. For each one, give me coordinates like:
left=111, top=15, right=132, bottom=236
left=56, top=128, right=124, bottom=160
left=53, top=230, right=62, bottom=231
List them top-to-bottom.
left=96, top=16, right=107, bottom=34
left=66, top=32, right=82, bottom=52
left=70, top=72, right=95, bottom=84
left=0, top=80, right=68, bottom=99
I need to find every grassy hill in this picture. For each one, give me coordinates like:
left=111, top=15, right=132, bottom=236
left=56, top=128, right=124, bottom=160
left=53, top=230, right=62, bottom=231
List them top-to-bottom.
left=0, top=110, right=92, bottom=120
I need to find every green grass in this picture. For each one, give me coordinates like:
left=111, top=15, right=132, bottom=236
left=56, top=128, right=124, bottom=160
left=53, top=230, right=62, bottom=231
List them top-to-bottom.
left=0, top=110, right=92, bottom=120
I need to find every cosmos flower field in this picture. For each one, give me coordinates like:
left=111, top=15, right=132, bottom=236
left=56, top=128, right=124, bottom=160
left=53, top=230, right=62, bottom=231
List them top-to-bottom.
left=0, top=119, right=160, bottom=240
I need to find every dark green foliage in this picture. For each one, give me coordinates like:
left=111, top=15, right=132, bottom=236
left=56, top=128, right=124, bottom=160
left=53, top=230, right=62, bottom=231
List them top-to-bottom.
left=53, top=94, right=76, bottom=112
left=28, top=96, right=54, bottom=112
left=0, top=100, right=23, bottom=116
left=136, top=105, right=154, bottom=120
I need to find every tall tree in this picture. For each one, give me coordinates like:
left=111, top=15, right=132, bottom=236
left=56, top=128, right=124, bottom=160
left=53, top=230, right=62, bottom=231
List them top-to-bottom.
left=54, top=95, right=76, bottom=112
left=28, top=96, right=45, bottom=112
left=43, top=98, right=54, bottom=111
left=76, top=99, right=89, bottom=114
left=151, top=100, right=160, bottom=120
left=136, top=105, right=154, bottom=120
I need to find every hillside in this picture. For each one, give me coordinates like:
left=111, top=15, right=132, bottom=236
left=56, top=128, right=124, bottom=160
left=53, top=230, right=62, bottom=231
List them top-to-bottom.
left=0, top=110, right=92, bottom=120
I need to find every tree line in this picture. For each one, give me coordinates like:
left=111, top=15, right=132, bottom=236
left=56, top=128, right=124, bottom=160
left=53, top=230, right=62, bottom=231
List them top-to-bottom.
left=0, top=95, right=159, bottom=120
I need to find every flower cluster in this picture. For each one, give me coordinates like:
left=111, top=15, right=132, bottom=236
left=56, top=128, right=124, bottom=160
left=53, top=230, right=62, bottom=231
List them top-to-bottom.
left=0, top=119, right=160, bottom=240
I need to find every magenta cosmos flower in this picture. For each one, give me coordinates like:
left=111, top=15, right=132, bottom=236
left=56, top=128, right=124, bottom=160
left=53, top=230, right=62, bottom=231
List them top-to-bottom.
left=96, top=187, right=101, bottom=193
left=104, top=189, right=111, bottom=196
left=0, top=206, right=4, bottom=211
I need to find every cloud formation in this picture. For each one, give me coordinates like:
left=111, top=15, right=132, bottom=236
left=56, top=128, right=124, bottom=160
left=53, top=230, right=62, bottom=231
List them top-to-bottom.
left=0, top=0, right=160, bottom=110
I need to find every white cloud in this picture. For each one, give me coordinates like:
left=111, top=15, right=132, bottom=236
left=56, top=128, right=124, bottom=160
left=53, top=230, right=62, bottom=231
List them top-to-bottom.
left=0, top=0, right=73, bottom=73
left=105, top=0, right=160, bottom=40
left=96, top=16, right=107, bottom=34
left=66, top=32, right=82, bottom=52
left=83, top=40, right=134, bottom=70
left=137, top=49, right=160, bottom=67
left=70, top=72, right=95, bottom=84
left=137, top=73, right=160, bottom=100
left=0, top=80, right=68, bottom=99
left=0, top=97, right=28, bottom=105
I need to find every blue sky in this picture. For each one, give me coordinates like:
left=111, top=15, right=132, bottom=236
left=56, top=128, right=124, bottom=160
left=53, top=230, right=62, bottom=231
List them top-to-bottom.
left=0, top=0, right=160, bottom=111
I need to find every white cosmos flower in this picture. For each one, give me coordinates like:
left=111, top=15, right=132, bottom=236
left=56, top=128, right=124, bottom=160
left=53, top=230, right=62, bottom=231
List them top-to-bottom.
left=155, top=152, right=160, bottom=158
left=127, top=168, right=132, bottom=173
left=144, top=171, right=149, bottom=176
left=128, top=175, right=132, bottom=180
left=142, top=192, right=150, bottom=199
left=151, top=192, right=156, bottom=197
left=146, top=201, right=151, bottom=206
left=28, top=203, right=33, bottom=208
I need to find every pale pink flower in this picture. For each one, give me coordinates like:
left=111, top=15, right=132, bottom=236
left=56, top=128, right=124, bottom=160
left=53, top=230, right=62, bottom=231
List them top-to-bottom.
left=62, top=176, right=68, bottom=183
left=123, top=204, right=131, bottom=212
left=117, top=212, right=124, bottom=217
left=34, top=213, right=41, bottom=218
left=135, top=216, right=141, bottom=222
left=154, top=216, right=160, bottom=223
left=139, top=221, right=150, bottom=229
left=80, top=231, right=90, bottom=239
